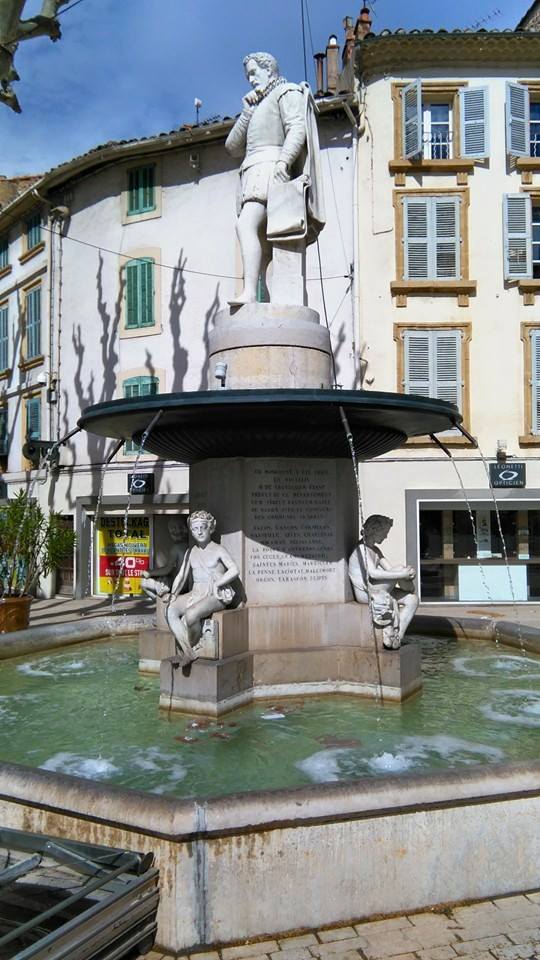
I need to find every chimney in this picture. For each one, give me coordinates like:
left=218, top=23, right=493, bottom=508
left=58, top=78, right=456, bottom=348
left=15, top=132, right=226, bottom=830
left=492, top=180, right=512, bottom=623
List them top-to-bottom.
left=356, top=5, right=372, bottom=40
left=342, top=15, right=356, bottom=64
left=325, top=34, right=340, bottom=94
left=314, top=52, right=326, bottom=96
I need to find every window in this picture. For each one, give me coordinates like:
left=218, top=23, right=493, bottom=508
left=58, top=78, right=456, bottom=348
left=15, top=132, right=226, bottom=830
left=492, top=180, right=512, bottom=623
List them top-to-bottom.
left=398, top=81, right=488, bottom=161
left=505, top=82, right=540, bottom=158
left=423, top=102, right=452, bottom=160
left=531, top=102, right=540, bottom=157
left=127, top=165, right=155, bottom=216
left=401, top=195, right=461, bottom=280
left=25, top=212, right=41, bottom=250
left=0, top=236, right=8, bottom=270
left=125, top=258, right=154, bottom=329
left=25, top=286, right=41, bottom=359
left=0, top=304, right=8, bottom=372
left=402, top=328, right=462, bottom=410
left=122, top=376, right=158, bottom=454
left=25, top=396, right=41, bottom=440
left=0, top=407, right=7, bottom=456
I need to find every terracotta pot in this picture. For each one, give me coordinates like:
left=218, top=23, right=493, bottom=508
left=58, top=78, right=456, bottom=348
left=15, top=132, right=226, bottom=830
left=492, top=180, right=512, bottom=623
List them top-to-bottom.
left=0, top=596, right=32, bottom=633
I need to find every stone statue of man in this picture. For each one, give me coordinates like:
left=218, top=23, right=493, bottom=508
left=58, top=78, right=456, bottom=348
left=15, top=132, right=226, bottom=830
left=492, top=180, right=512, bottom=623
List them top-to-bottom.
left=0, top=0, right=68, bottom=112
left=225, top=51, right=325, bottom=305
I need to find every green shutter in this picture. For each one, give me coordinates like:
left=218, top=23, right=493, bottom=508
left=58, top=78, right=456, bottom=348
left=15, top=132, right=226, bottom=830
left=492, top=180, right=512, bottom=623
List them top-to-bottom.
left=127, top=166, right=155, bottom=215
left=26, top=213, right=41, bottom=249
left=0, top=236, right=8, bottom=270
left=125, top=259, right=154, bottom=329
left=26, top=287, right=41, bottom=359
left=0, top=305, right=8, bottom=371
left=123, top=377, right=159, bottom=452
left=25, top=397, right=41, bottom=440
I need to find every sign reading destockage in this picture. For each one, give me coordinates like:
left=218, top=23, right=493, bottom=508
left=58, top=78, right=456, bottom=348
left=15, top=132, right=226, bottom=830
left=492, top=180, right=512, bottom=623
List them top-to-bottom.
left=489, top=463, right=526, bottom=488
left=96, top=515, right=151, bottom=595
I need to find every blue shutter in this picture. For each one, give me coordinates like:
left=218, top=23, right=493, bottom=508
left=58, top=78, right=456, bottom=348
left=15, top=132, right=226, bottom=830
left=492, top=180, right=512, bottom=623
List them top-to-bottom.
left=401, top=80, right=422, bottom=159
left=506, top=82, right=529, bottom=158
left=460, top=87, right=489, bottom=159
left=503, top=194, right=532, bottom=280
left=433, top=196, right=460, bottom=279
left=403, top=197, right=429, bottom=279
left=125, top=259, right=154, bottom=329
left=26, top=287, right=41, bottom=359
left=0, top=305, right=8, bottom=371
left=404, top=330, right=432, bottom=396
left=531, top=330, right=540, bottom=434
left=123, top=376, right=159, bottom=452
left=25, top=396, right=41, bottom=440
left=0, top=408, right=7, bottom=456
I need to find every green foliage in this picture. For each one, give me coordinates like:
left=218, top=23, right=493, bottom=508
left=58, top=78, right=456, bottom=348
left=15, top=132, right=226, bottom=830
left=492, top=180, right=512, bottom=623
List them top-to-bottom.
left=0, top=490, right=76, bottom=598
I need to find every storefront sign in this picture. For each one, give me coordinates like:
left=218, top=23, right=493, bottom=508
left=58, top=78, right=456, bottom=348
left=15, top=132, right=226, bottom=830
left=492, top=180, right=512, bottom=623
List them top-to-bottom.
left=489, top=463, right=526, bottom=488
left=127, top=473, right=154, bottom=495
left=96, top=515, right=151, bottom=595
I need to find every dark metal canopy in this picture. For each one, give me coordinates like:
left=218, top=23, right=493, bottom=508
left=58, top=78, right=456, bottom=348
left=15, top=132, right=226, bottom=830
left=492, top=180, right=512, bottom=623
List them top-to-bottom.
left=78, top=389, right=461, bottom=464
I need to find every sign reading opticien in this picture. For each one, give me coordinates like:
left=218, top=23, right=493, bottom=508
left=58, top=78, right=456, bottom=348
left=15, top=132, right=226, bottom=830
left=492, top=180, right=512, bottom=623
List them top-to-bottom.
left=488, top=463, right=526, bottom=488
left=96, top=515, right=151, bottom=595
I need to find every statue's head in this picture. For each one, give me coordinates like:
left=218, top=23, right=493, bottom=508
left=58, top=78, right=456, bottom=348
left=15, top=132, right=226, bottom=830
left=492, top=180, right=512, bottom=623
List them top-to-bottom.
left=243, top=52, right=280, bottom=91
left=188, top=510, right=217, bottom=542
left=361, top=514, right=393, bottom=545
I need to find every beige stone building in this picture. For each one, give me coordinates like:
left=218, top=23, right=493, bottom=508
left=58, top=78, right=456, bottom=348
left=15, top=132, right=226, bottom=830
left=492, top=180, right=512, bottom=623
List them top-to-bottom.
left=354, top=21, right=540, bottom=604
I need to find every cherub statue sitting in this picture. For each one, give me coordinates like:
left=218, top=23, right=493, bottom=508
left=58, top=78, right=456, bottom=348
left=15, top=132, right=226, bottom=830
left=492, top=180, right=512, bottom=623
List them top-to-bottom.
left=144, top=509, right=239, bottom=667
left=348, top=514, right=419, bottom=650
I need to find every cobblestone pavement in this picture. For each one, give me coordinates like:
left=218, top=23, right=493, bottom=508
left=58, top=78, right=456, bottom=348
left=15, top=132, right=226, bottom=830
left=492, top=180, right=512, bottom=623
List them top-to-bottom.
left=142, top=892, right=540, bottom=960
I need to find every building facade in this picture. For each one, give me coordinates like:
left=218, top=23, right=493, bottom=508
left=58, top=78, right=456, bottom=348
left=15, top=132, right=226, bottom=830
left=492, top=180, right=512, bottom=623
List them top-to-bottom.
left=355, top=25, right=540, bottom=604
left=0, top=95, right=356, bottom=598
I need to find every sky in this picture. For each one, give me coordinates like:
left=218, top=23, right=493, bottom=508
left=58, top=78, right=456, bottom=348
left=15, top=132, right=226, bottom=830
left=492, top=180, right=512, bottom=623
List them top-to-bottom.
left=0, top=0, right=534, bottom=177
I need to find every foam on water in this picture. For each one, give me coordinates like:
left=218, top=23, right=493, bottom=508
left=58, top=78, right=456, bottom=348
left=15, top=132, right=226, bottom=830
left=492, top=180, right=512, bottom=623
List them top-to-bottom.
left=453, top=655, right=540, bottom=680
left=17, top=656, right=94, bottom=678
left=480, top=689, right=540, bottom=728
left=261, top=711, right=286, bottom=720
left=132, top=747, right=187, bottom=792
left=296, top=748, right=350, bottom=782
left=367, top=752, right=414, bottom=773
left=40, top=753, right=119, bottom=780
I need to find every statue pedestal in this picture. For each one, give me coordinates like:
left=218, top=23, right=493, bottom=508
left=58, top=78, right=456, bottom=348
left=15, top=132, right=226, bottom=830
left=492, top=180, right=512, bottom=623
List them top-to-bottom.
left=208, top=303, right=333, bottom=389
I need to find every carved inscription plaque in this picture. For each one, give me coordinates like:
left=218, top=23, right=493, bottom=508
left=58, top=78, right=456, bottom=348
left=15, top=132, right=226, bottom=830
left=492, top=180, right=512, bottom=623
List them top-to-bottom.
left=245, top=460, right=340, bottom=603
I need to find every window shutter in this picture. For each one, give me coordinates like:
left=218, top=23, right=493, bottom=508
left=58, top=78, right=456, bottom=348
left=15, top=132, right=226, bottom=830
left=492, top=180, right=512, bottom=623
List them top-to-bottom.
left=401, top=80, right=422, bottom=159
left=506, top=82, right=529, bottom=157
left=460, top=87, right=489, bottom=159
left=141, top=166, right=154, bottom=210
left=503, top=194, right=532, bottom=280
left=433, top=196, right=460, bottom=279
left=403, top=197, right=429, bottom=279
left=0, top=236, right=8, bottom=270
left=125, top=259, right=154, bottom=328
left=26, top=287, right=41, bottom=359
left=0, top=305, right=8, bottom=371
left=404, top=330, right=432, bottom=396
left=434, top=330, right=461, bottom=408
left=531, top=330, right=540, bottom=434
left=123, top=376, right=158, bottom=452
left=26, top=397, right=41, bottom=440
left=0, top=408, right=7, bottom=456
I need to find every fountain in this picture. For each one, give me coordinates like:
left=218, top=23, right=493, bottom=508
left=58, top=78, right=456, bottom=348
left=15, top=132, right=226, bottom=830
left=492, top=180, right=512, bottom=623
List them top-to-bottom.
left=78, top=52, right=460, bottom=715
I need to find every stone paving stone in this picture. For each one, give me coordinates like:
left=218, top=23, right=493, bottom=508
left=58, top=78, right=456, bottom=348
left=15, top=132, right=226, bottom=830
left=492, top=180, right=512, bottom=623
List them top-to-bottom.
left=525, top=892, right=540, bottom=904
left=492, top=897, right=540, bottom=919
left=451, top=904, right=500, bottom=922
left=407, top=913, right=460, bottom=931
left=508, top=915, right=540, bottom=931
left=353, top=919, right=414, bottom=936
left=450, top=920, right=510, bottom=940
left=318, top=929, right=359, bottom=943
left=352, top=930, right=424, bottom=958
left=410, top=930, right=460, bottom=950
left=507, top=930, right=540, bottom=947
left=278, top=935, right=319, bottom=949
left=452, top=935, right=512, bottom=955
left=309, top=939, right=367, bottom=957
left=222, top=943, right=278, bottom=960
left=491, top=944, right=540, bottom=960
left=416, top=946, right=459, bottom=960
left=271, top=949, right=312, bottom=960
left=189, top=953, right=220, bottom=960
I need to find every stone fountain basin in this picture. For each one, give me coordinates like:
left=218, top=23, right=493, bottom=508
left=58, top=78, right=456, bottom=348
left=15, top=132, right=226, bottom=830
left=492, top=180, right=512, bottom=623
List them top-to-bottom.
left=78, top=389, right=461, bottom=463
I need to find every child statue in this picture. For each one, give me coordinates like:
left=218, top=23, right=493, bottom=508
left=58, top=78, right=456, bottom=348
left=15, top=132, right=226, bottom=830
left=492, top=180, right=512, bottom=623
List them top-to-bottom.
left=147, top=510, right=239, bottom=667
left=348, top=514, right=419, bottom=650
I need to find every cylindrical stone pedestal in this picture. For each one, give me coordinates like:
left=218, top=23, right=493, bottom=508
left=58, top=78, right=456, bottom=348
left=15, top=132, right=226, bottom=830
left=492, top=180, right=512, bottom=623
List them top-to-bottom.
left=208, top=303, right=333, bottom=389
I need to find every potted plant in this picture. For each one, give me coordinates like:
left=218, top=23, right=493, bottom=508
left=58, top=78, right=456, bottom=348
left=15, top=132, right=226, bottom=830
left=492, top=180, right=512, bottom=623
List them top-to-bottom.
left=0, top=490, right=76, bottom=632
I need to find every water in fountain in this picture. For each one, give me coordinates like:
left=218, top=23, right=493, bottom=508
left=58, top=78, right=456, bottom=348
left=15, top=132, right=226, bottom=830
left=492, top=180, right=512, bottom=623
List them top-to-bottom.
left=111, top=411, right=163, bottom=612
